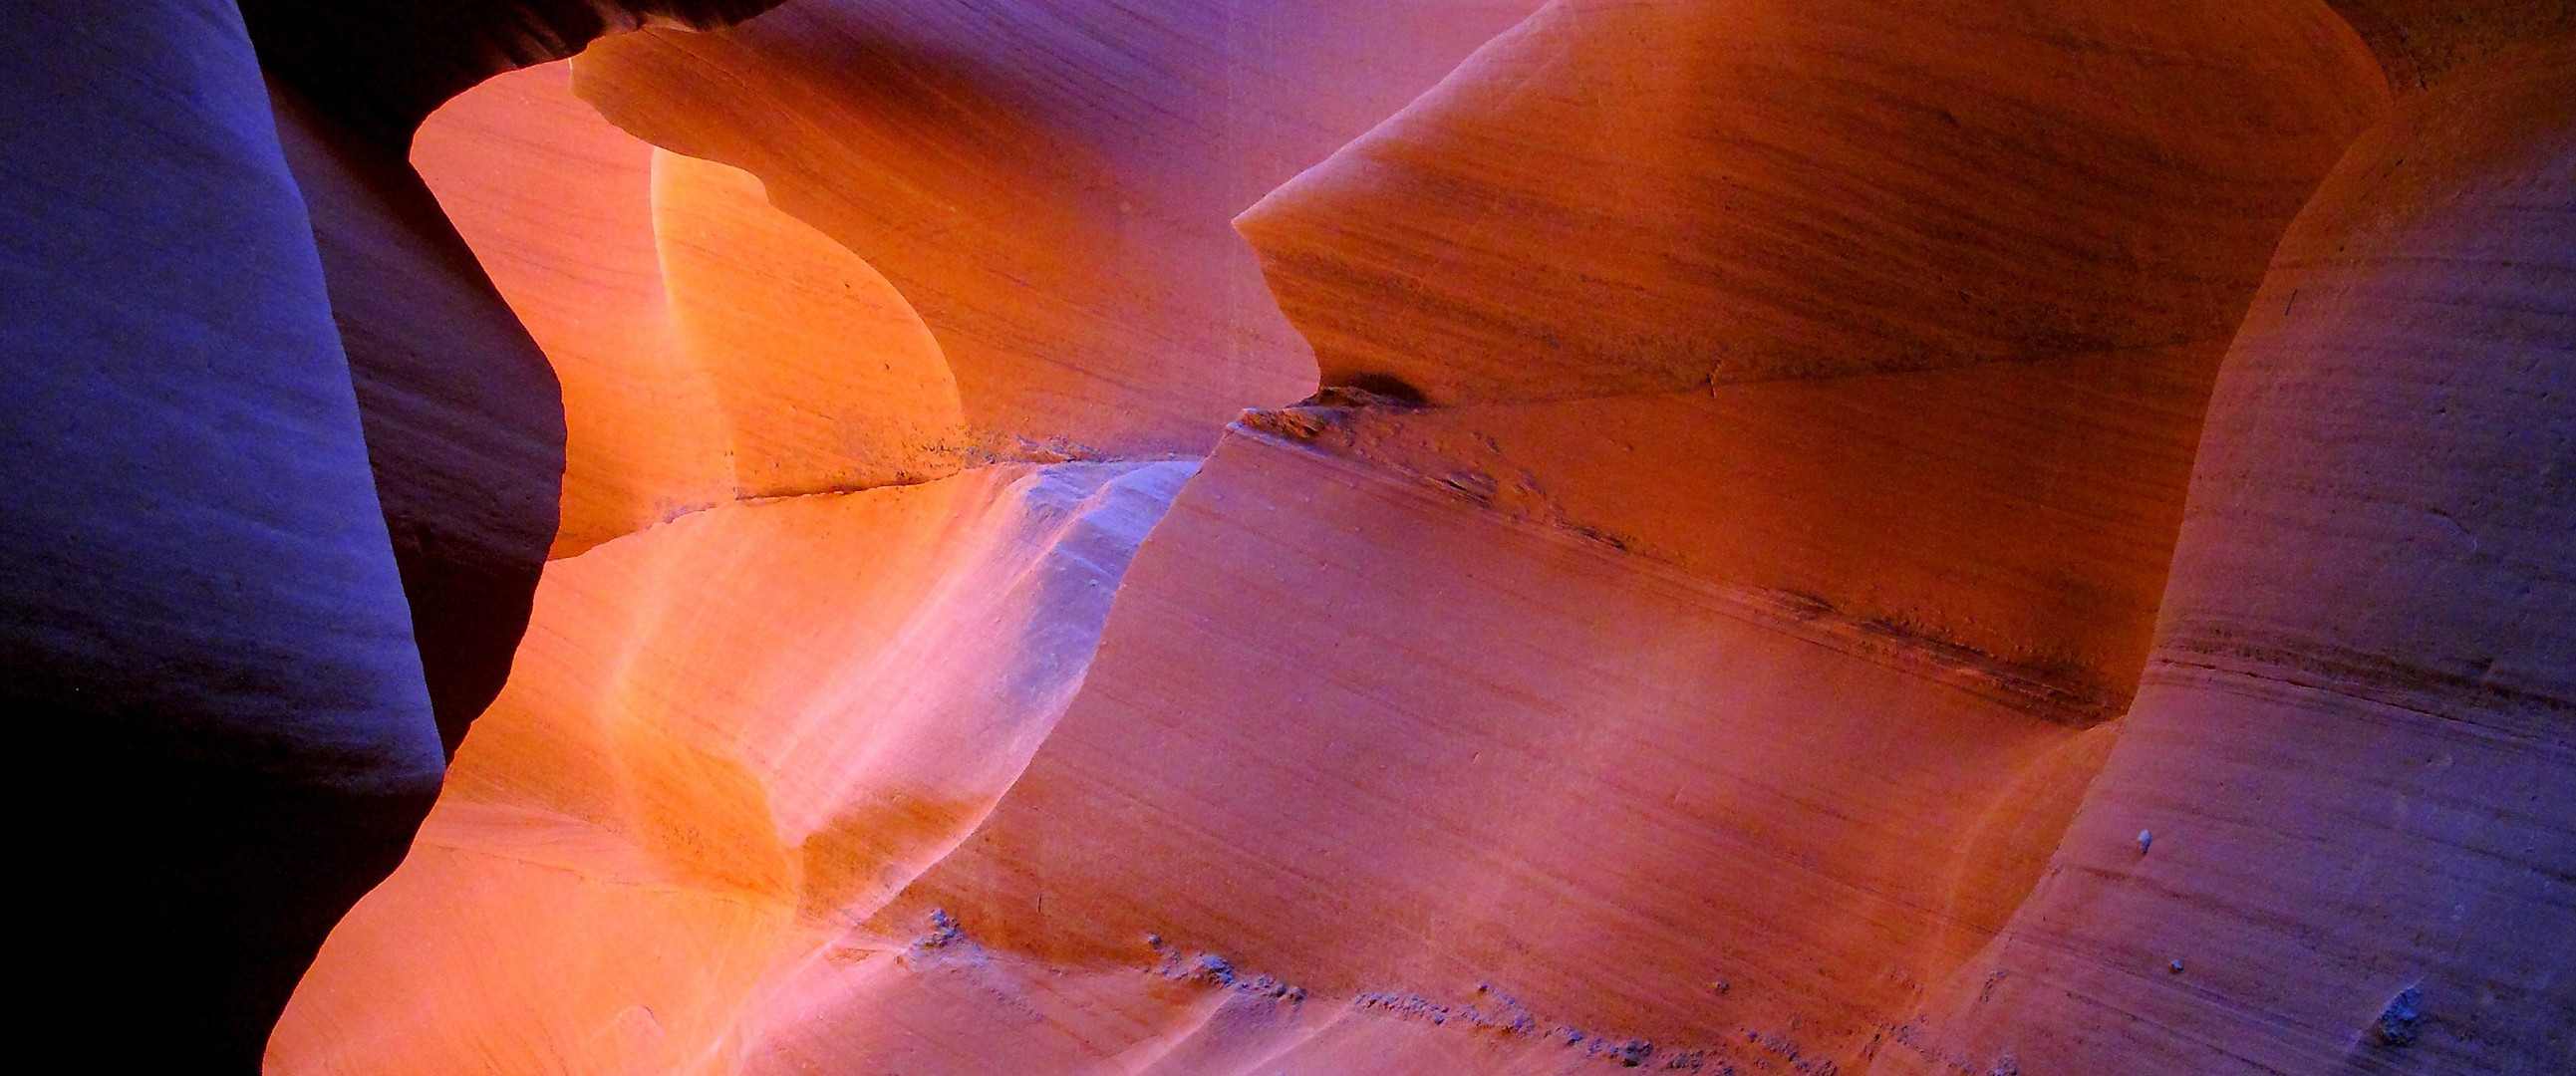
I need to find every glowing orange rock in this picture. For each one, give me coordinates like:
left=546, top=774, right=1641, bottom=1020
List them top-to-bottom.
left=568, top=0, right=1552, bottom=455
left=410, top=60, right=731, bottom=554
left=414, top=60, right=969, bottom=554
left=655, top=149, right=966, bottom=498
left=271, top=461, right=1194, bottom=1075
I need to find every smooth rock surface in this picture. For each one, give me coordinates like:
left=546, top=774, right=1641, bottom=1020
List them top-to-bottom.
left=12, top=0, right=2564, bottom=1072
left=570, top=0, right=1554, bottom=454
left=1238, top=0, right=2388, bottom=403
left=2, top=2, right=442, bottom=1068
left=1871, top=41, right=2574, bottom=1076
left=409, top=60, right=732, bottom=553
left=413, top=60, right=972, bottom=555
left=1248, top=344, right=2226, bottom=713
left=872, top=429, right=2117, bottom=1074
left=271, top=461, right=1195, bottom=1074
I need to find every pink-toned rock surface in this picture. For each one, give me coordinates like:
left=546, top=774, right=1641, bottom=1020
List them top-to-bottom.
left=266, top=2, right=2570, bottom=1074
left=1871, top=42, right=2575, bottom=1076
left=1245, top=345, right=2225, bottom=714
left=874, top=430, right=2122, bottom=1072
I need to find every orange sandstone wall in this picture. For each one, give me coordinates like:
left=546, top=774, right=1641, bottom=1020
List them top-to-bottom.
left=11, top=0, right=2564, bottom=1071
left=566, top=0, right=1554, bottom=455
left=1229, top=0, right=2390, bottom=709
left=1237, top=0, right=2389, bottom=402
left=408, top=60, right=734, bottom=554
left=412, top=62, right=977, bottom=555
left=272, top=462, right=1196, bottom=1075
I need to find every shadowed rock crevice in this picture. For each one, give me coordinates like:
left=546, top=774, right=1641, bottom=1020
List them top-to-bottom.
left=238, top=0, right=789, bottom=147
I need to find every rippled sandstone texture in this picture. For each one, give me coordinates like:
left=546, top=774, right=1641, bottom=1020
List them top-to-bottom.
left=2, top=0, right=2568, bottom=1073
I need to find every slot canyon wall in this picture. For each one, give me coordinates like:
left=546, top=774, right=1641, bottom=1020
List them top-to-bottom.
left=1, top=1, right=2566, bottom=1074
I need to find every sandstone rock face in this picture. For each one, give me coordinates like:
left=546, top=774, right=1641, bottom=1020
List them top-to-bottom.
left=3, top=0, right=2567, bottom=1072
left=569, top=0, right=1551, bottom=455
left=1226, top=0, right=2393, bottom=714
left=1237, top=0, right=2389, bottom=403
left=2326, top=0, right=2576, bottom=90
left=6, top=1, right=791, bottom=1067
left=2, top=2, right=443, bottom=1067
left=1872, top=44, right=2575, bottom=1076
left=408, top=60, right=730, bottom=552
left=410, top=60, right=970, bottom=555
left=271, top=461, right=1194, bottom=1075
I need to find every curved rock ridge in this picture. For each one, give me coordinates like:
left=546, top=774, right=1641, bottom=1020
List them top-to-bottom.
left=565, top=0, right=1553, bottom=456
left=1238, top=0, right=2390, bottom=404
left=241, top=4, right=801, bottom=762
left=1870, top=41, right=2574, bottom=1076
left=408, top=59, right=726, bottom=555
left=411, top=60, right=973, bottom=556
left=1241, top=342, right=2226, bottom=715
left=270, top=460, right=1195, bottom=1075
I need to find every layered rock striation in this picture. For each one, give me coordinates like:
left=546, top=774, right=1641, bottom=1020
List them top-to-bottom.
left=0, top=0, right=2566, bottom=1073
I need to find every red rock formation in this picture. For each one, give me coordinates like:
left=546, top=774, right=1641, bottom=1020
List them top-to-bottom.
left=4, top=0, right=2567, bottom=1072
left=568, top=0, right=1551, bottom=455
left=1228, top=0, right=2391, bottom=710
left=1237, top=0, right=2388, bottom=402
left=6, top=1, right=788, bottom=1067
left=270, top=1, right=2570, bottom=1073
left=241, top=4, right=801, bottom=751
left=1870, top=41, right=2575, bottom=1076
left=407, top=60, right=730, bottom=554
left=408, top=61, right=970, bottom=555
left=877, top=429, right=2124, bottom=1066
left=272, top=462, right=1194, bottom=1075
